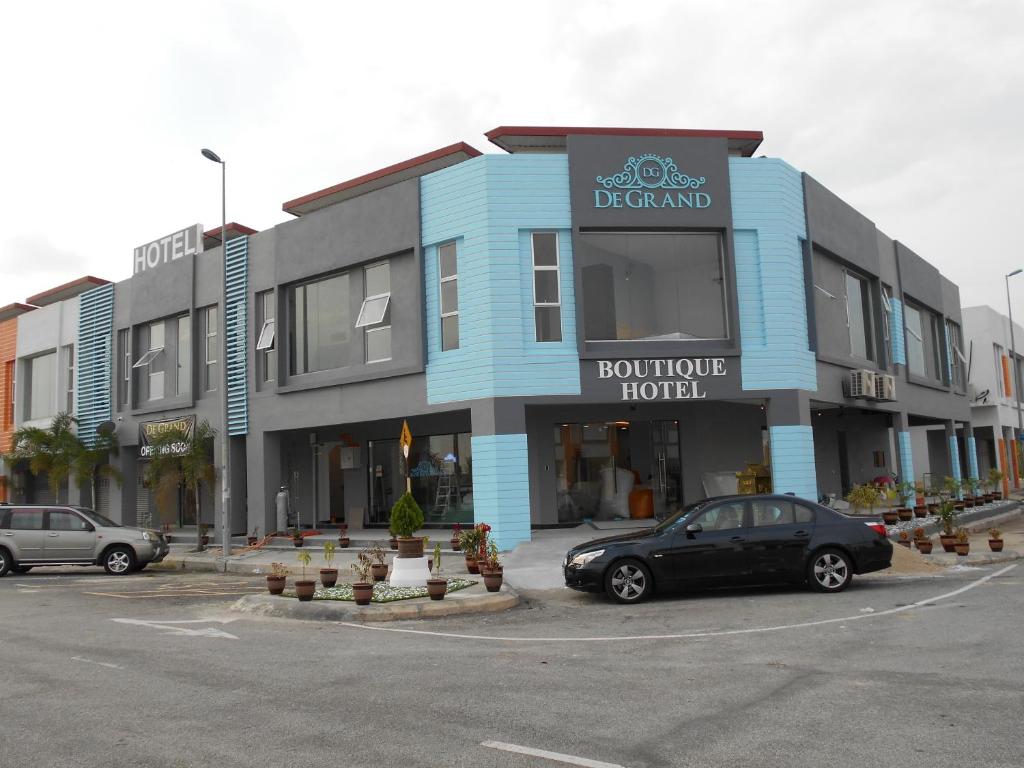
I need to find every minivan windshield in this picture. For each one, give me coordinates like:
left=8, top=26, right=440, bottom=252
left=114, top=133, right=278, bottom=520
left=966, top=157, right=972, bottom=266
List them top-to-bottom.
left=653, top=499, right=712, bottom=532
left=74, top=508, right=121, bottom=528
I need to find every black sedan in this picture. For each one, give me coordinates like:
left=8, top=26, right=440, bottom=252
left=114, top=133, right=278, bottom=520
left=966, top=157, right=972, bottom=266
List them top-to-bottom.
left=563, top=494, right=892, bottom=603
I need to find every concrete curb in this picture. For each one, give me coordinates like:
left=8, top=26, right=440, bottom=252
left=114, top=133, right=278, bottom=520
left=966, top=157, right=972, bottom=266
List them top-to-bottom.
left=887, top=501, right=1022, bottom=540
left=921, top=550, right=1021, bottom=567
left=229, top=584, right=519, bottom=622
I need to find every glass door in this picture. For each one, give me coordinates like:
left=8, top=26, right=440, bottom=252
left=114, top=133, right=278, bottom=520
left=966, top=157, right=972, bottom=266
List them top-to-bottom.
left=651, top=420, right=682, bottom=518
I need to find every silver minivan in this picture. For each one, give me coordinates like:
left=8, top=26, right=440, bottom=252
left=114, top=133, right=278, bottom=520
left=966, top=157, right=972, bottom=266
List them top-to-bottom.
left=0, top=505, right=169, bottom=576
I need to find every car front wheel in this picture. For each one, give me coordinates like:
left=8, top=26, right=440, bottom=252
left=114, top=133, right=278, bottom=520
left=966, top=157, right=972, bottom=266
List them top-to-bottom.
left=103, top=546, right=136, bottom=575
left=807, top=549, right=853, bottom=593
left=604, top=559, right=652, bottom=604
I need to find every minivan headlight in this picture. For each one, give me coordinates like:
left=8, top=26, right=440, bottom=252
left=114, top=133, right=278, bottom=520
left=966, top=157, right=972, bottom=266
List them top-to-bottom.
left=140, top=531, right=153, bottom=542
left=569, top=549, right=605, bottom=568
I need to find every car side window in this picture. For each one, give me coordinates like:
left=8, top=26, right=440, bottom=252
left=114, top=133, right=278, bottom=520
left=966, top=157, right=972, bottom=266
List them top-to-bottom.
left=751, top=500, right=799, bottom=527
left=693, top=502, right=745, bottom=530
left=794, top=504, right=815, bottom=524
left=10, top=509, right=44, bottom=530
left=48, top=510, right=92, bottom=532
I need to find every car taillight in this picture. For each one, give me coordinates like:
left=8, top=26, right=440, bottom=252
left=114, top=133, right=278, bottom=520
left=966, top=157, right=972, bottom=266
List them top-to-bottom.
left=865, top=522, right=887, bottom=537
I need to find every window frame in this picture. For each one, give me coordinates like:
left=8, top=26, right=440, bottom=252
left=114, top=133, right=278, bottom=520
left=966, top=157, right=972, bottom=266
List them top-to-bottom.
left=532, top=232, right=562, bottom=343
left=438, top=242, right=459, bottom=351
left=843, top=269, right=873, bottom=362
left=255, top=290, right=276, bottom=385
left=203, top=306, right=218, bottom=392
left=62, top=344, right=74, bottom=414
left=26, top=351, right=57, bottom=422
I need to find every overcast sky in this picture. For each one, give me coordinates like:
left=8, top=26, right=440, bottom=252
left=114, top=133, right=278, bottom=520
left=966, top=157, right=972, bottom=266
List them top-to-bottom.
left=2, top=1, right=1022, bottom=318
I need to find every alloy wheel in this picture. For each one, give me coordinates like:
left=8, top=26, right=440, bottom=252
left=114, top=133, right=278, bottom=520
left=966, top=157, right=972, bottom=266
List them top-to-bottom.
left=107, top=550, right=131, bottom=574
left=813, top=553, right=848, bottom=590
left=610, top=563, right=647, bottom=601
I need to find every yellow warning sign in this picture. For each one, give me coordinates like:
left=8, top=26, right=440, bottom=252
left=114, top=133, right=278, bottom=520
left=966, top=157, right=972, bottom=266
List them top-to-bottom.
left=399, top=420, right=412, bottom=451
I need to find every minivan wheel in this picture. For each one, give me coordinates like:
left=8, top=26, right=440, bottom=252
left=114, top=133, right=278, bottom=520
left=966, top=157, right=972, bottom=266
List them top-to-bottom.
left=103, top=546, right=135, bottom=575
left=0, top=548, right=10, bottom=577
left=807, top=549, right=853, bottom=593
left=604, top=559, right=652, bottom=603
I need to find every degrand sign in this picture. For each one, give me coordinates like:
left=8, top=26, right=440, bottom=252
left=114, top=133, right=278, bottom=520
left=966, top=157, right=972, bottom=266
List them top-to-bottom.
left=594, top=154, right=710, bottom=210
left=597, top=358, right=727, bottom=401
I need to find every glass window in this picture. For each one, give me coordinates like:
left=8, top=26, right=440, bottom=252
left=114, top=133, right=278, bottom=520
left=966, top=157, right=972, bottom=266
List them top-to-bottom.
left=580, top=232, right=726, bottom=342
left=533, top=233, right=561, bottom=342
left=439, top=243, right=459, bottom=351
left=357, top=261, right=392, bottom=364
left=845, top=272, right=873, bottom=361
left=288, top=273, right=351, bottom=375
left=880, top=285, right=893, bottom=363
left=256, top=290, right=276, bottom=384
left=905, top=305, right=926, bottom=377
left=203, top=306, right=218, bottom=391
left=176, top=315, right=190, bottom=397
left=947, top=320, right=965, bottom=390
left=148, top=321, right=165, bottom=401
left=366, top=326, right=391, bottom=364
left=118, top=329, right=130, bottom=407
left=995, top=343, right=1008, bottom=397
left=61, top=344, right=74, bottom=414
left=27, top=352, right=56, bottom=421
left=751, top=500, right=799, bottom=526
left=694, top=501, right=745, bottom=530
left=10, top=509, right=44, bottom=530
left=48, top=509, right=91, bottom=531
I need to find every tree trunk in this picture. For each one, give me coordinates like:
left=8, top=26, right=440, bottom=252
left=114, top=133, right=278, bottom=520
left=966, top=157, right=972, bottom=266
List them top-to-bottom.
left=194, top=480, right=204, bottom=551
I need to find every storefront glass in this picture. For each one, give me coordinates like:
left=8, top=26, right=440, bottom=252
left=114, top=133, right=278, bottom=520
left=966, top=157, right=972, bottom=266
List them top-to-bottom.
left=368, top=432, right=473, bottom=526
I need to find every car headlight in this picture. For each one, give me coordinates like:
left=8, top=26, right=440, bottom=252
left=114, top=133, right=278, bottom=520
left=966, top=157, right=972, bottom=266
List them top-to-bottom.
left=140, top=531, right=153, bottom=542
left=569, top=549, right=605, bottom=568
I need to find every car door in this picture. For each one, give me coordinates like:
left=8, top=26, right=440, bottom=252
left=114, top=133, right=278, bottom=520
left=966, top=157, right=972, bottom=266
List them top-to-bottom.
left=743, top=499, right=815, bottom=581
left=657, top=500, right=749, bottom=586
left=2, top=508, right=47, bottom=561
left=44, top=509, right=97, bottom=561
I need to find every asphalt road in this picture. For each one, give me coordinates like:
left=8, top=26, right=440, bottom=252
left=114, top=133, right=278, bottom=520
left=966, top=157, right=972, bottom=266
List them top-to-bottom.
left=1, top=565, right=1021, bottom=768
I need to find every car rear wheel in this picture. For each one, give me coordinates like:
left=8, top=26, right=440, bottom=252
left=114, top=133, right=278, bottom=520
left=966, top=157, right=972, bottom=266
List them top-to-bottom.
left=103, top=546, right=135, bottom=575
left=0, top=548, right=10, bottom=577
left=807, top=549, right=852, bottom=593
left=604, top=559, right=652, bottom=603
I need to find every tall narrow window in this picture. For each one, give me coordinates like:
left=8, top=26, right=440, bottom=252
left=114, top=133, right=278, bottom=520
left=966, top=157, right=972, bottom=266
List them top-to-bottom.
left=532, top=233, right=561, bottom=342
left=439, top=242, right=459, bottom=351
left=357, top=262, right=391, bottom=363
left=844, top=272, right=872, bottom=361
left=880, top=285, right=892, bottom=363
left=255, top=290, right=276, bottom=383
left=905, top=305, right=926, bottom=378
left=204, top=306, right=218, bottom=391
left=176, top=314, right=191, bottom=396
left=947, top=319, right=966, bottom=390
left=147, top=321, right=164, bottom=401
left=118, top=329, right=130, bottom=407
left=995, top=343, right=1009, bottom=397
left=61, top=344, right=74, bottom=413
left=26, top=352, right=56, bottom=421
left=3, top=360, right=14, bottom=430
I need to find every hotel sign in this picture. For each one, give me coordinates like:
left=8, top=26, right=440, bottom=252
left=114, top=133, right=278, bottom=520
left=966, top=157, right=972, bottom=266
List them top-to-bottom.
left=594, top=154, right=711, bottom=209
left=133, top=223, right=204, bottom=275
left=597, top=358, right=727, bottom=401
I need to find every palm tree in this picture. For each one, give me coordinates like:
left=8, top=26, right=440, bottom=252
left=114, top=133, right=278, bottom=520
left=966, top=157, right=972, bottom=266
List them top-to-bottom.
left=8, top=412, right=84, bottom=503
left=142, top=420, right=217, bottom=551
left=73, top=427, right=123, bottom=511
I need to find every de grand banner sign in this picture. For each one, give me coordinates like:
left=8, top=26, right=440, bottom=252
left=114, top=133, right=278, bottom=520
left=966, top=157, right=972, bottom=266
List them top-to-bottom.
left=597, top=358, right=727, bottom=401
left=139, top=415, right=196, bottom=458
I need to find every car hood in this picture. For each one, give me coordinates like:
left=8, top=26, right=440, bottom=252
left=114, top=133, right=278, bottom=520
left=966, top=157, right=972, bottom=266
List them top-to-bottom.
left=567, top=528, right=661, bottom=555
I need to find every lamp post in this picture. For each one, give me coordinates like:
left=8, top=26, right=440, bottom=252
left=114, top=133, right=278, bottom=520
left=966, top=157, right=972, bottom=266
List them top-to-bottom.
left=201, top=147, right=231, bottom=557
left=1006, top=271, right=1024, bottom=489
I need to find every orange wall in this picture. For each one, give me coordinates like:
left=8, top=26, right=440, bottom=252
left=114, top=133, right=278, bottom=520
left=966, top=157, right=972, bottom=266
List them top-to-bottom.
left=0, top=316, right=16, bottom=501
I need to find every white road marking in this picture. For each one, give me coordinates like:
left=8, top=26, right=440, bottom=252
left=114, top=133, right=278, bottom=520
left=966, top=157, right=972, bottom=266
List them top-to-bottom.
left=338, top=564, right=1017, bottom=643
left=111, top=618, right=239, bottom=640
left=71, top=656, right=123, bottom=670
left=482, top=741, right=625, bottom=768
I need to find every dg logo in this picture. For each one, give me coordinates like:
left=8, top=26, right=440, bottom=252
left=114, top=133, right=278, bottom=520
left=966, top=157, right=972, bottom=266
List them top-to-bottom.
left=636, top=157, right=667, bottom=187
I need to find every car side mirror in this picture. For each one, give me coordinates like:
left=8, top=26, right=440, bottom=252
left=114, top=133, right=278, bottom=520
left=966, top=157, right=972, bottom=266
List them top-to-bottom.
left=84, top=523, right=95, bottom=532
left=685, top=523, right=702, bottom=534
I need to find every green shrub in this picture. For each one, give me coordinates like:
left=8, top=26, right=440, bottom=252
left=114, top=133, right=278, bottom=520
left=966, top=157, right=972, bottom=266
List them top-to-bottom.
left=389, top=492, right=425, bottom=538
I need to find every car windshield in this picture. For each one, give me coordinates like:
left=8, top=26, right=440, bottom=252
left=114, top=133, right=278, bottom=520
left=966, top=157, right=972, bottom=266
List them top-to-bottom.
left=653, top=500, right=712, bottom=532
left=74, top=507, right=121, bottom=528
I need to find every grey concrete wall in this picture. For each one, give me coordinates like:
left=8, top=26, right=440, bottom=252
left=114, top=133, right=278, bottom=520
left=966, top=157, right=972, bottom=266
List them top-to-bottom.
left=804, top=174, right=880, bottom=277
left=896, top=242, right=943, bottom=312
left=812, top=411, right=893, bottom=497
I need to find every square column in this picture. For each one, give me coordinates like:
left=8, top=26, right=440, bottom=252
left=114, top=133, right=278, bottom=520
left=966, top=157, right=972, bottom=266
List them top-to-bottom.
left=766, top=393, right=817, bottom=501
left=471, top=401, right=531, bottom=552
left=892, top=412, right=914, bottom=489
left=944, top=420, right=962, bottom=485
left=964, top=423, right=980, bottom=484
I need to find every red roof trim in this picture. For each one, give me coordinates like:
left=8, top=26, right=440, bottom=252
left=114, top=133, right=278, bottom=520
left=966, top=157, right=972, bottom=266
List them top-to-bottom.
left=485, top=125, right=764, bottom=142
left=282, top=141, right=482, bottom=213
left=204, top=223, right=258, bottom=240
left=25, top=276, right=111, bottom=307
left=0, top=302, right=38, bottom=322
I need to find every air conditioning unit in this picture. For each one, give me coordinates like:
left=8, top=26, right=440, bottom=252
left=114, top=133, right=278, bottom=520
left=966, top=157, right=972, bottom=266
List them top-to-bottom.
left=845, top=368, right=878, bottom=399
left=874, top=374, right=896, bottom=401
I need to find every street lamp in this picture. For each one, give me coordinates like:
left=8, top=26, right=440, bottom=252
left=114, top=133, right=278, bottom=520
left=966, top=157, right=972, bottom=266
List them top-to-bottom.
left=202, top=147, right=231, bottom=557
left=1006, top=271, right=1023, bottom=481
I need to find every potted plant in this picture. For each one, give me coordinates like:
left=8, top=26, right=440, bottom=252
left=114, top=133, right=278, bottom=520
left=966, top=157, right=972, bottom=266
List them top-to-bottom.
left=989, top=468, right=1005, bottom=500
left=960, top=478, right=976, bottom=508
left=847, top=484, right=885, bottom=522
left=388, top=492, right=426, bottom=558
left=936, top=499, right=958, bottom=552
left=198, top=522, right=210, bottom=548
left=450, top=523, right=462, bottom=552
left=247, top=526, right=260, bottom=547
left=459, top=526, right=483, bottom=574
left=291, top=527, right=304, bottom=548
left=913, top=527, right=933, bottom=554
left=338, top=528, right=351, bottom=548
left=953, top=528, right=970, bottom=557
left=988, top=528, right=1004, bottom=552
left=896, top=530, right=912, bottom=548
left=479, top=540, right=503, bottom=592
left=320, top=541, right=339, bottom=587
left=426, top=543, right=447, bottom=600
left=368, top=544, right=388, bottom=582
left=295, top=550, right=316, bottom=601
left=350, top=551, right=374, bottom=606
left=267, top=562, right=288, bottom=595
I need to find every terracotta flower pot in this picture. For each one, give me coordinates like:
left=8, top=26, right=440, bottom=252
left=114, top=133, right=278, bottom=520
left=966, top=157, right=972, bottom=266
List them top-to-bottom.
left=994, top=492, right=1003, bottom=500
left=954, top=502, right=965, bottom=511
left=927, top=504, right=939, bottom=514
left=913, top=506, right=928, bottom=518
left=898, top=509, right=913, bottom=522
left=882, top=511, right=899, bottom=524
left=939, top=535, right=956, bottom=553
left=200, top=536, right=210, bottom=546
left=246, top=536, right=258, bottom=546
left=338, top=536, right=351, bottom=548
left=396, top=536, right=425, bottom=559
left=450, top=536, right=461, bottom=552
left=389, top=537, right=398, bottom=550
left=293, top=538, right=304, bottom=548
left=989, top=539, right=1004, bottom=552
left=897, top=540, right=911, bottom=548
left=915, top=540, right=933, bottom=554
left=954, top=543, right=970, bottom=557
left=465, top=556, right=480, bottom=575
left=370, top=563, right=388, bottom=582
left=320, top=568, right=338, bottom=588
left=483, top=570, right=504, bottom=592
left=266, top=575, right=286, bottom=595
left=426, top=578, right=448, bottom=600
left=295, top=580, right=316, bottom=601
left=352, top=582, right=373, bottom=606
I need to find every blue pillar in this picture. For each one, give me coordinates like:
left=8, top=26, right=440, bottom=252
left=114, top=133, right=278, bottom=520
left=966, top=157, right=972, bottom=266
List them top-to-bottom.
left=769, top=425, right=817, bottom=501
left=897, top=431, right=914, bottom=486
left=966, top=432, right=980, bottom=483
left=471, top=433, right=531, bottom=552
